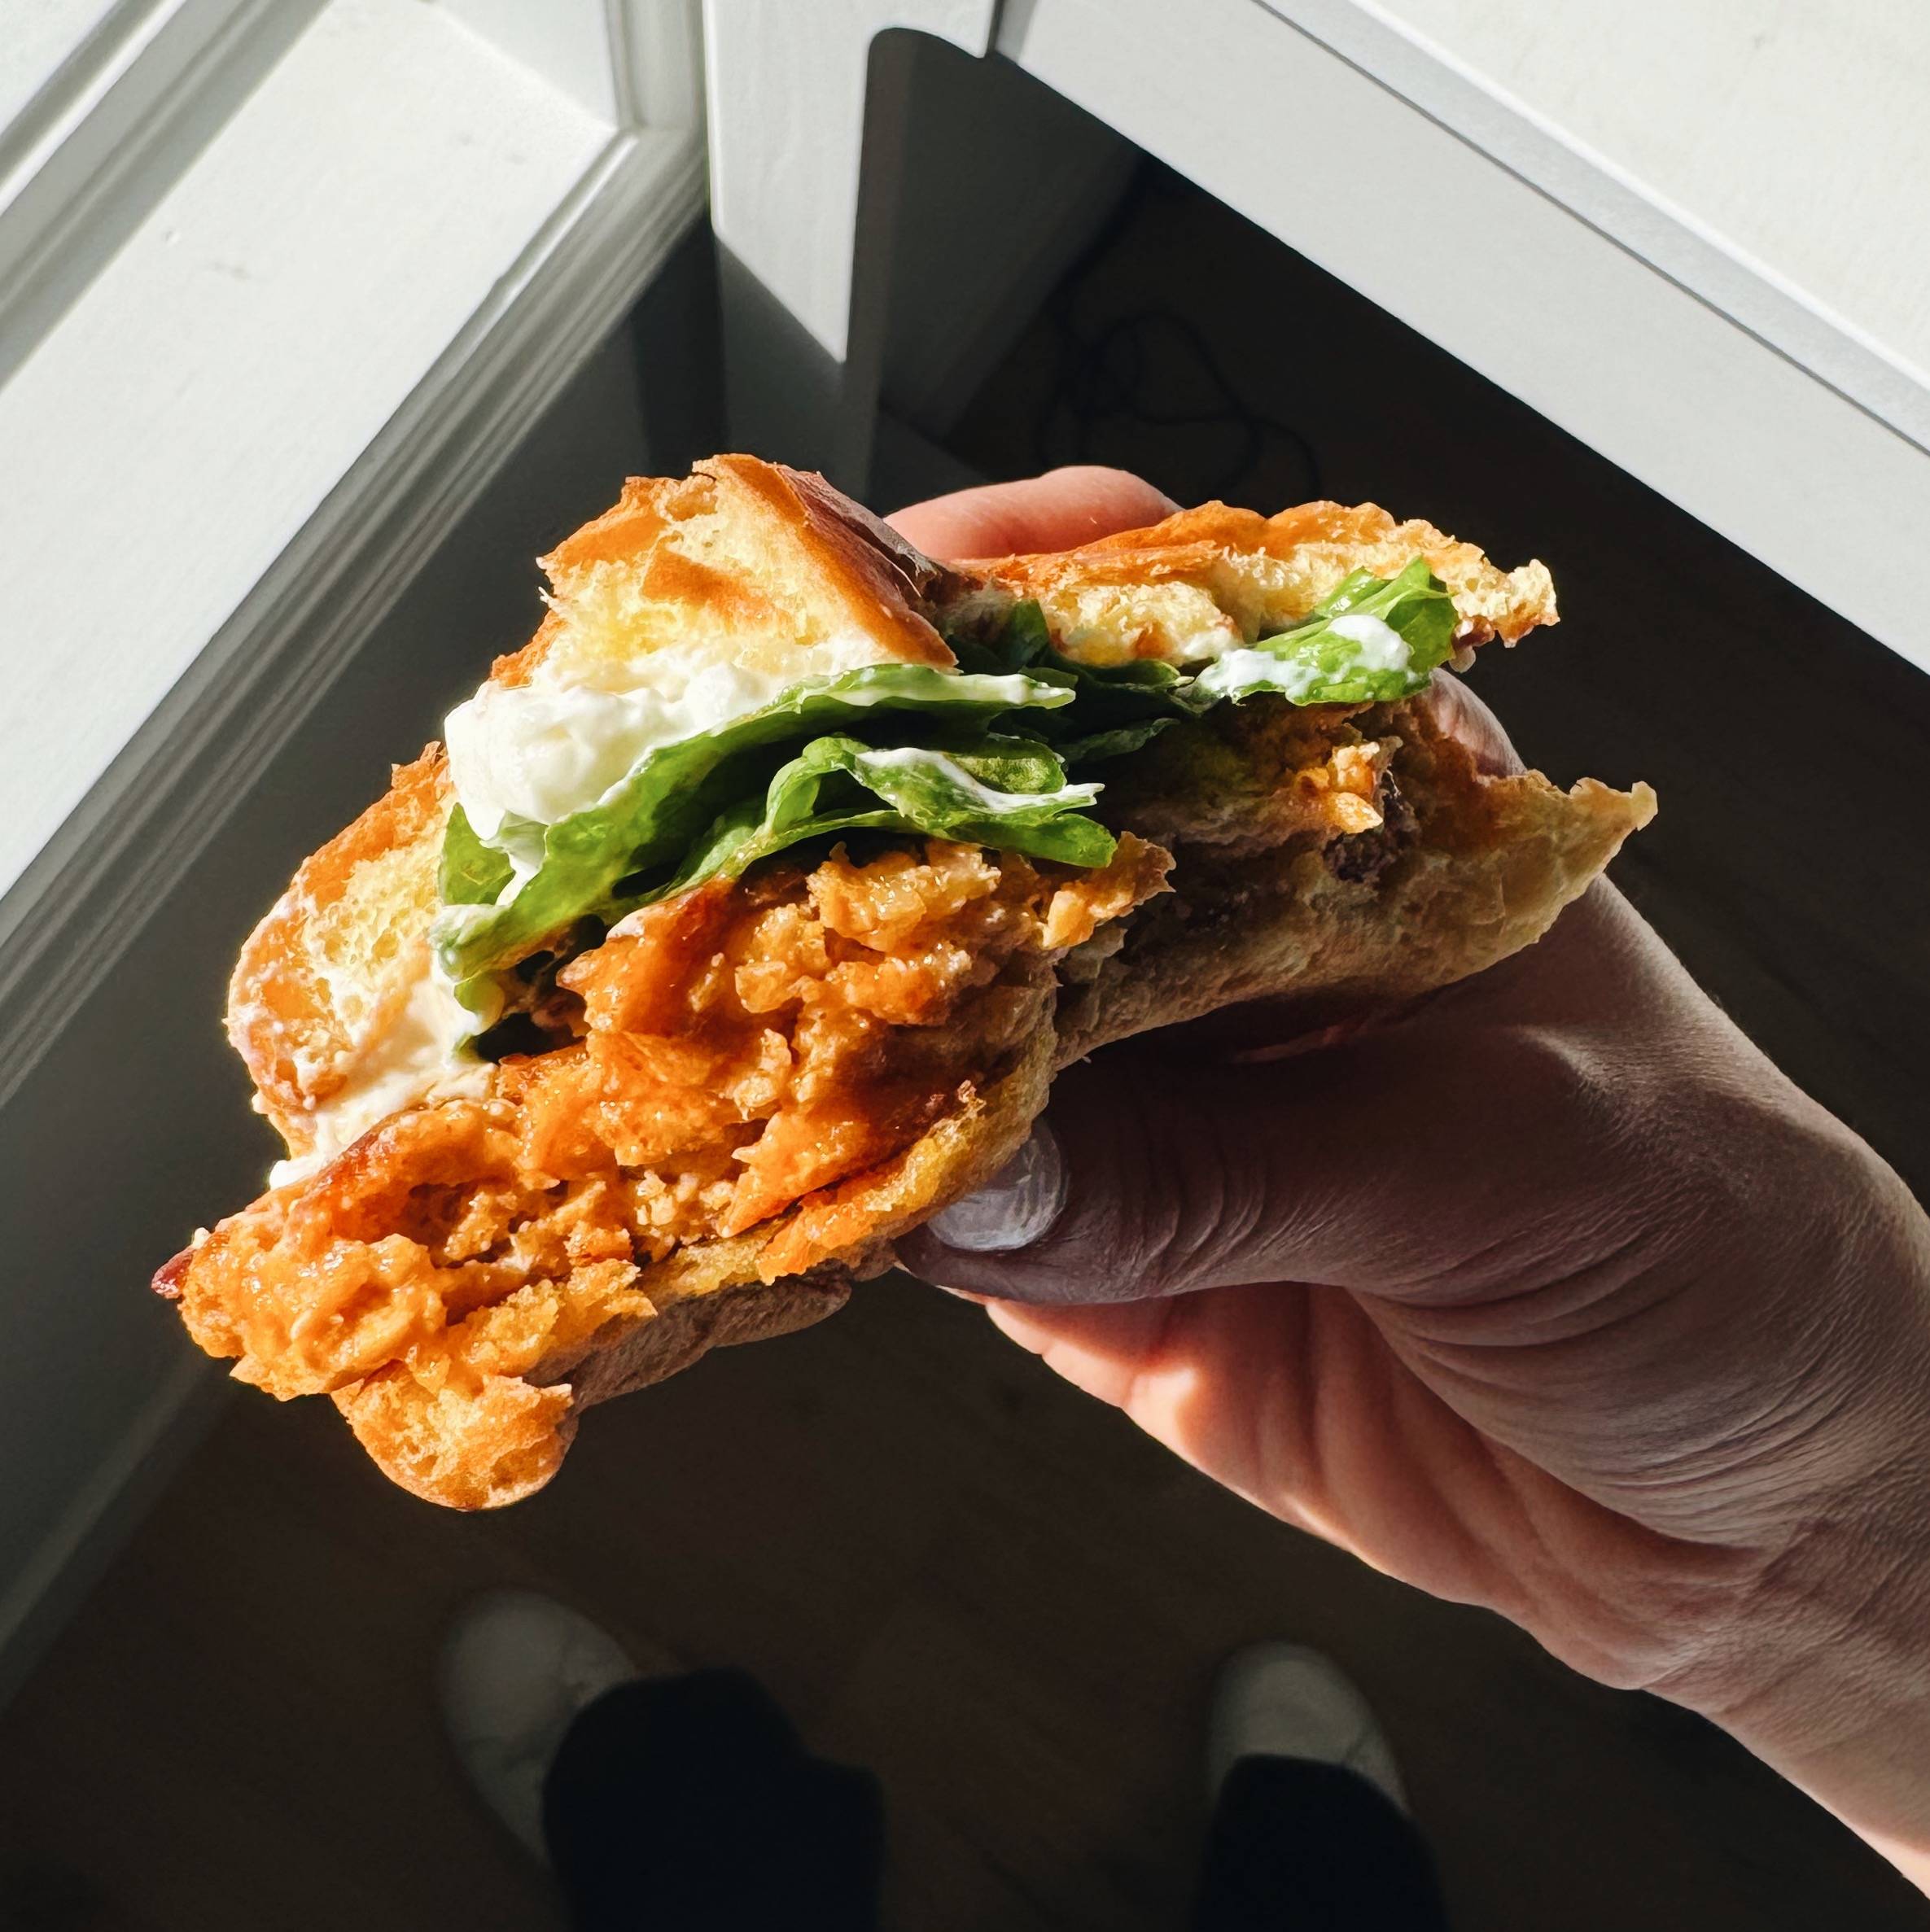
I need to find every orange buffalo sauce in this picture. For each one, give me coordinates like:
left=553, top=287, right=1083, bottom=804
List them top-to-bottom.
left=509, top=836, right=1166, bottom=1238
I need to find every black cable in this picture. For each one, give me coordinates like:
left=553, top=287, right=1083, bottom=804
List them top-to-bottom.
left=1031, top=164, right=1322, bottom=503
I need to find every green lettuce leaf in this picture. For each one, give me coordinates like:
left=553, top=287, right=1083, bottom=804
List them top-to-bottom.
left=1189, top=557, right=1458, bottom=706
left=959, top=561, right=1457, bottom=720
left=949, top=601, right=1190, bottom=765
left=432, top=662, right=1075, bottom=987
left=628, top=732, right=1114, bottom=912
left=438, top=804, right=514, bottom=906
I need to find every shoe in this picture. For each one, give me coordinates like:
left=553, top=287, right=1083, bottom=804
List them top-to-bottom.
left=438, top=1589, right=642, bottom=1861
left=1206, top=1642, right=1407, bottom=1812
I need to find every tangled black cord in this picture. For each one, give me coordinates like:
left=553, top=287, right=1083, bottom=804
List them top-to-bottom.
left=1031, top=166, right=1322, bottom=502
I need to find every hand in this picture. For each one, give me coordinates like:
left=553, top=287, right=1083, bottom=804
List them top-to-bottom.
left=891, top=468, right=1930, bottom=1887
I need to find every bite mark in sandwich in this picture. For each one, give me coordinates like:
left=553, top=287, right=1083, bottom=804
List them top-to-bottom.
left=155, top=457, right=1654, bottom=1509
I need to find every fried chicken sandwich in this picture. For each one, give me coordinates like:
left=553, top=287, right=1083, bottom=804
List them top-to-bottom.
left=155, top=457, right=1653, bottom=1508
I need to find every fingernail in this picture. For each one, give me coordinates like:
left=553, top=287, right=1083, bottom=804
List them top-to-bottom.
left=926, top=1122, right=1067, bottom=1252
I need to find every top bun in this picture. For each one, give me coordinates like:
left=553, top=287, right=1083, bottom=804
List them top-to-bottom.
left=496, top=452, right=964, bottom=690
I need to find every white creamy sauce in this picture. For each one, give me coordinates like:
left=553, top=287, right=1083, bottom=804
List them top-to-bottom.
left=1325, top=610, right=1413, bottom=668
left=1193, top=612, right=1415, bottom=702
left=1175, top=624, right=1243, bottom=662
left=444, top=632, right=890, bottom=839
left=1193, top=648, right=1323, bottom=702
left=858, top=745, right=1098, bottom=814
left=269, top=963, right=490, bottom=1189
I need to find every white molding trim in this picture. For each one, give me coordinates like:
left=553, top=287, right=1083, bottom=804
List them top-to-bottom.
left=0, top=0, right=329, bottom=387
left=618, top=0, right=705, bottom=130
left=706, top=0, right=1000, bottom=483
left=706, top=0, right=999, bottom=368
left=995, top=0, right=1930, bottom=667
left=1254, top=0, right=1929, bottom=457
left=0, top=124, right=705, bottom=1121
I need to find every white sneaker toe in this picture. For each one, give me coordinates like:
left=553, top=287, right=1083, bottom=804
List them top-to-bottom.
left=437, top=1589, right=640, bottom=1861
left=1206, top=1642, right=1407, bottom=1813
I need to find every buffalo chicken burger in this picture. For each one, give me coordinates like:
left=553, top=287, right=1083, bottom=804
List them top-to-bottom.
left=155, top=457, right=1653, bottom=1508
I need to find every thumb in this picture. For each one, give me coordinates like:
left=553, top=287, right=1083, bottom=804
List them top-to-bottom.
left=895, top=1010, right=1637, bottom=1309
